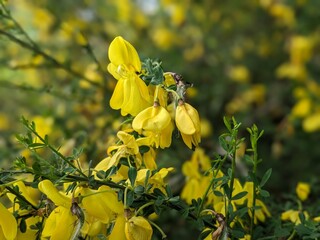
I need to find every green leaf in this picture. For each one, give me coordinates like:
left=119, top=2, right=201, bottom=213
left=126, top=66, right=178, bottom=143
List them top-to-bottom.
left=223, top=116, right=232, bottom=132
left=219, top=135, right=230, bottom=152
left=28, top=142, right=45, bottom=150
left=139, top=145, right=150, bottom=154
left=128, top=167, right=137, bottom=186
left=260, top=168, right=272, bottom=188
left=96, top=170, right=106, bottom=179
left=165, top=184, right=173, bottom=198
left=134, top=185, right=144, bottom=194
left=259, top=189, right=270, bottom=198
left=126, top=190, right=134, bottom=206
left=214, top=190, right=224, bottom=197
left=231, top=191, right=247, bottom=201
left=168, top=196, right=180, bottom=203
left=180, top=208, right=189, bottom=219
left=19, top=218, right=27, bottom=233
left=295, top=223, right=313, bottom=236
left=274, top=226, right=290, bottom=238
left=199, top=229, right=211, bottom=239
left=231, top=229, right=245, bottom=238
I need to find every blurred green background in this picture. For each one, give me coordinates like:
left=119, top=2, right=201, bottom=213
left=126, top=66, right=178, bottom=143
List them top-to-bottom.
left=1, top=0, right=320, bottom=197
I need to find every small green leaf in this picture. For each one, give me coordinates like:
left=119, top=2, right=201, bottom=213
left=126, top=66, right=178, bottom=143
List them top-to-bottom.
left=128, top=167, right=137, bottom=186
left=260, top=168, right=272, bottom=188
left=96, top=170, right=106, bottom=179
left=134, top=185, right=144, bottom=194
left=259, top=189, right=270, bottom=198
left=126, top=190, right=134, bottom=206
left=214, top=190, right=224, bottom=197
left=231, top=191, right=247, bottom=201
left=19, top=218, right=27, bottom=233
left=231, top=229, right=245, bottom=238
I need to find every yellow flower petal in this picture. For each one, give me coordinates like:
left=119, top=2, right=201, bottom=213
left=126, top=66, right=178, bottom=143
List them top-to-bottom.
left=108, top=36, right=141, bottom=72
left=110, top=79, right=126, bottom=110
left=175, top=103, right=197, bottom=135
left=38, top=180, right=71, bottom=208
left=81, top=186, right=123, bottom=224
left=0, top=202, right=17, bottom=240
left=42, top=206, right=77, bottom=240
left=109, top=215, right=126, bottom=240
left=125, top=216, right=153, bottom=240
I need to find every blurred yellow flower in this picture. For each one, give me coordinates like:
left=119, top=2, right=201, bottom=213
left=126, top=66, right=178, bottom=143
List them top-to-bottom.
left=269, top=3, right=295, bottom=27
left=151, top=27, right=175, bottom=50
left=108, top=36, right=151, bottom=116
left=290, top=36, right=313, bottom=64
left=276, top=62, right=307, bottom=81
left=228, top=65, right=250, bottom=83
left=291, top=98, right=312, bottom=118
left=302, top=112, right=320, bottom=132
left=0, top=113, right=9, bottom=130
left=31, top=116, right=54, bottom=140
left=244, top=182, right=271, bottom=224
left=296, top=182, right=310, bottom=201
left=281, top=209, right=309, bottom=224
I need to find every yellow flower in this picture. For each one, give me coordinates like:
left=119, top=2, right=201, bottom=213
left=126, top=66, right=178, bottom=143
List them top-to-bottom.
left=108, top=36, right=151, bottom=116
left=228, top=65, right=250, bottom=83
left=291, top=98, right=312, bottom=118
left=175, top=100, right=201, bottom=149
left=133, top=102, right=174, bottom=148
left=132, top=103, right=171, bottom=133
left=302, top=112, right=320, bottom=132
left=106, top=131, right=142, bottom=170
left=134, top=167, right=174, bottom=193
left=38, top=180, right=77, bottom=240
left=243, top=182, right=271, bottom=224
left=296, top=182, right=310, bottom=201
left=78, top=186, right=123, bottom=224
left=0, top=202, right=17, bottom=240
left=281, top=209, right=309, bottom=224
left=109, top=215, right=127, bottom=240
left=125, top=216, right=153, bottom=240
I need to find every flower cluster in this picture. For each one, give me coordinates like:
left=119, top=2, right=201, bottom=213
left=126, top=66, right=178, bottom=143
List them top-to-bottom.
left=0, top=36, right=201, bottom=240
left=109, top=36, right=201, bottom=150
left=181, top=148, right=271, bottom=229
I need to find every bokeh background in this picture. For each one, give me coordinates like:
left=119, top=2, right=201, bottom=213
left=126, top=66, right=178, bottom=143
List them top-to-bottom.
left=1, top=0, right=320, bottom=201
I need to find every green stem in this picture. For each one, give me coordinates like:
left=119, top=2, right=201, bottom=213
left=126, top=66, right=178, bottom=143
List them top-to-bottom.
left=0, top=29, right=102, bottom=88
left=23, top=118, right=88, bottom=178
left=250, top=135, right=258, bottom=236
left=226, top=142, right=237, bottom=225
left=197, top=154, right=228, bottom=216
left=1, top=183, right=39, bottom=210
left=136, top=202, right=154, bottom=216
left=149, top=220, right=167, bottom=239
left=287, top=229, right=296, bottom=240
